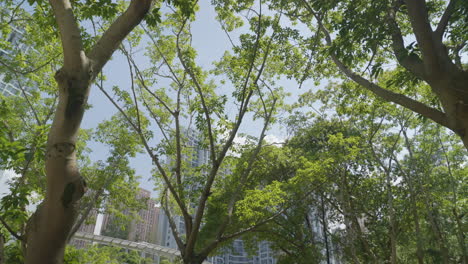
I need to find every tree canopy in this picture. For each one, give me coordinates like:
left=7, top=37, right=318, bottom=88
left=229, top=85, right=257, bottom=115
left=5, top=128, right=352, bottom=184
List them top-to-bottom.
left=0, top=0, right=466, bottom=264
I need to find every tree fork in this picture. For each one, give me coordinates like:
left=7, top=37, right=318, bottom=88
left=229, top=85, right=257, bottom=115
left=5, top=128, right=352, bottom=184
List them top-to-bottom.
left=23, top=0, right=152, bottom=262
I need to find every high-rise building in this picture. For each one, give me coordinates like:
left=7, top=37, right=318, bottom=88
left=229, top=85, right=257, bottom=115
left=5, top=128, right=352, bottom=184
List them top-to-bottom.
left=0, top=25, right=30, bottom=185
left=0, top=26, right=31, bottom=96
left=158, top=128, right=209, bottom=249
left=70, top=187, right=160, bottom=250
left=101, top=188, right=160, bottom=244
left=128, top=188, right=160, bottom=243
left=306, top=206, right=342, bottom=264
left=69, top=209, right=100, bottom=249
left=156, top=210, right=183, bottom=249
left=209, top=240, right=277, bottom=264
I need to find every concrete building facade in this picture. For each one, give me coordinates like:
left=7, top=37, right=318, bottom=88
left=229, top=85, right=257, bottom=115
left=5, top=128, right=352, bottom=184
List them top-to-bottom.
left=101, top=188, right=160, bottom=244
left=128, top=188, right=160, bottom=243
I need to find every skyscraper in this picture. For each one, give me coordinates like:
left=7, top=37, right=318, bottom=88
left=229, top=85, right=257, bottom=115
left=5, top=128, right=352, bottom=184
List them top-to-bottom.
left=0, top=25, right=31, bottom=197
left=0, top=26, right=31, bottom=96
left=101, top=188, right=160, bottom=244
left=127, top=188, right=160, bottom=243
left=69, top=209, right=100, bottom=249
left=209, top=240, right=277, bottom=264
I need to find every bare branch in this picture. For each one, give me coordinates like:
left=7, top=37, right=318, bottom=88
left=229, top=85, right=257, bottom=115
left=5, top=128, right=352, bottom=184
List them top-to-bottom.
left=175, top=18, right=217, bottom=164
left=97, top=80, right=192, bottom=227
left=161, top=189, right=185, bottom=251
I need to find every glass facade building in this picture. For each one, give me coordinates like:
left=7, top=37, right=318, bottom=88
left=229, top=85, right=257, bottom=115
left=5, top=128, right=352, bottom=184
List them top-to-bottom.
left=0, top=26, right=31, bottom=96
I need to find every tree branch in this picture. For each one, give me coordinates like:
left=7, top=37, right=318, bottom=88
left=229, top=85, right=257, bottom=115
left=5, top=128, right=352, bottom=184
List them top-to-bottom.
left=49, top=0, right=85, bottom=72
left=88, top=0, right=152, bottom=75
left=404, top=0, right=441, bottom=73
left=434, top=0, right=457, bottom=41
left=306, top=2, right=451, bottom=131
left=186, top=5, right=272, bottom=254
left=387, top=6, right=426, bottom=79
left=175, top=18, right=217, bottom=164
left=120, top=47, right=176, bottom=115
left=0, top=54, right=59, bottom=75
left=13, top=73, right=41, bottom=126
left=97, top=80, right=192, bottom=227
left=213, top=98, right=277, bottom=242
left=68, top=163, right=120, bottom=240
left=161, top=189, right=185, bottom=251
left=199, top=208, right=285, bottom=258
left=0, top=215, right=23, bottom=241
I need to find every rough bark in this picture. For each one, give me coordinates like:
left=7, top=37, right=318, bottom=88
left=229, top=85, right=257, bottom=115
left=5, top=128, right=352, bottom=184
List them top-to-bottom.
left=23, top=0, right=151, bottom=263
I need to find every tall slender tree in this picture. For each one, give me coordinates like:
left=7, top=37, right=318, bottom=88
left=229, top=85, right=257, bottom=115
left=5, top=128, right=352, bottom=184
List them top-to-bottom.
left=13, top=0, right=153, bottom=262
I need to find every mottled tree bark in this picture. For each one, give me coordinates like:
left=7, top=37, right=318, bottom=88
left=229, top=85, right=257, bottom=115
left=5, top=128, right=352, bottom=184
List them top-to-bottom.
left=23, top=0, right=151, bottom=263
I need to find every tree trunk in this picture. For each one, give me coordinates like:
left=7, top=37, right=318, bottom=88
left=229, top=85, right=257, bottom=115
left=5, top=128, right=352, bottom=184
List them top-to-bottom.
left=19, top=0, right=151, bottom=261
left=430, top=70, right=468, bottom=151
left=25, top=71, right=90, bottom=264
left=341, top=170, right=377, bottom=263
left=386, top=173, right=397, bottom=264
left=408, top=184, right=424, bottom=264
left=320, top=195, right=331, bottom=264
left=423, top=198, right=450, bottom=263
left=453, top=208, right=467, bottom=264
left=0, top=234, right=4, bottom=264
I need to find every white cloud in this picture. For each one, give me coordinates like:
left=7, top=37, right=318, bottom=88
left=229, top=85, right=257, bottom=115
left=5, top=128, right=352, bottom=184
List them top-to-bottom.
left=264, top=134, right=285, bottom=145
left=0, top=169, right=19, bottom=197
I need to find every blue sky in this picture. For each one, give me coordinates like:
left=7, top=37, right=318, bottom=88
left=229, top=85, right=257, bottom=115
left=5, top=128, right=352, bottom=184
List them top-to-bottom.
left=80, top=1, right=315, bottom=197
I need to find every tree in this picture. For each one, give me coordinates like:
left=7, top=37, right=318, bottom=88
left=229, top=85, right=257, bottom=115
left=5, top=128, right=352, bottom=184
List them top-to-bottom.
left=0, top=0, right=153, bottom=262
left=262, top=0, right=468, bottom=149
left=95, top=1, right=298, bottom=263
left=281, top=74, right=467, bottom=263
left=0, top=79, right=145, bottom=263
left=243, top=146, right=325, bottom=264
left=64, top=244, right=150, bottom=264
